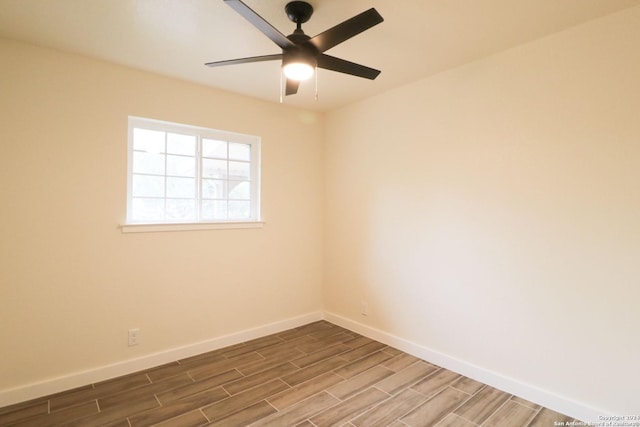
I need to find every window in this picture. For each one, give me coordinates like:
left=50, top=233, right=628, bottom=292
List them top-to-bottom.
left=126, top=117, right=260, bottom=226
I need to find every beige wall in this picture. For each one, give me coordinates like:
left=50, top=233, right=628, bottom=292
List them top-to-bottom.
left=325, top=6, right=640, bottom=415
left=0, top=39, right=324, bottom=391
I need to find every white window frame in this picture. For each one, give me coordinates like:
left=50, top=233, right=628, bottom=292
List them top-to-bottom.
left=122, top=116, right=262, bottom=233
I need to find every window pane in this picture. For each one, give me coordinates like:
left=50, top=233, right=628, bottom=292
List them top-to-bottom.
left=133, top=128, right=165, bottom=153
left=167, top=133, right=195, bottom=155
left=203, top=139, right=227, bottom=158
left=229, top=142, right=251, bottom=161
left=133, top=151, right=165, bottom=175
left=167, top=155, right=195, bottom=177
left=203, top=158, right=227, bottom=179
left=228, top=161, right=250, bottom=180
left=132, top=174, right=164, bottom=197
left=167, top=177, right=195, bottom=198
left=202, top=179, right=227, bottom=199
left=229, top=180, right=250, bottom=200
left=131, top=198, right=164, bottom=221
left=166, top=199, right=196, bottom=221
left=202, top=200, right=227, bottom=220
left=229, top=201, right=250, bottom=219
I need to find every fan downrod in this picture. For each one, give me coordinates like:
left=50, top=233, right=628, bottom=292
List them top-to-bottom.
left=285, top=1, right=313, bottom=24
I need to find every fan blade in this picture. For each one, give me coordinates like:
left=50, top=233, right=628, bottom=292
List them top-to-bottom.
left=224, top=0, right=294, bottom=50
left=309, top=8, right=383, bottom=53
left=205, top=54, right=282, bottom=67
left=317, top=54, right=381, bottom=80
left=285, top=79, right=300, bottom=96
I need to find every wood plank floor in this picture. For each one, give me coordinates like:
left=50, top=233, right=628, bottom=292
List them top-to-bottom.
left=0, top=321, right=577, bottom=426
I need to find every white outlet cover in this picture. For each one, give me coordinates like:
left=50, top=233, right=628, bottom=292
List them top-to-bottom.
left=361, top=302, right=368, bottom=316
left=128, top=328, right=140, bottom=346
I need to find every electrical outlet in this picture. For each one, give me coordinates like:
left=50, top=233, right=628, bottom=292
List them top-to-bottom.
left=361, top=301, right=368, bottom=316
left=128, top=328, right=140, bottom=347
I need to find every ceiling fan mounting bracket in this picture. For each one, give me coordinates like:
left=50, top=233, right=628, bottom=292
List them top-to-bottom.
left=285, top=1, right=314, bottom=25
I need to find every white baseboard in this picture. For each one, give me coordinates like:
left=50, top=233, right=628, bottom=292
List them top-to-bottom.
left=1, top=309, right=608, bottom=422
left=0, top=311, right=323, bottom=408
left=324, top=311, right=605, bottom=423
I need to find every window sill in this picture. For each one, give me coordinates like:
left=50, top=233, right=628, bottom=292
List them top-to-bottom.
left=120, top=221, right=264, bottom=233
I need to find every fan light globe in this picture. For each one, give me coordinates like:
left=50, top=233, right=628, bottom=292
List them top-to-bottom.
left=283, top=62, right=314, bottom=81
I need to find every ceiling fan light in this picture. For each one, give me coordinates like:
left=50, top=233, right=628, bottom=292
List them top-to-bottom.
left=283, top=62, right=314, bottom=81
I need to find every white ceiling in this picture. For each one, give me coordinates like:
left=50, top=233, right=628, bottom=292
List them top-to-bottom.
left=1, top=0, right=639, bottom=112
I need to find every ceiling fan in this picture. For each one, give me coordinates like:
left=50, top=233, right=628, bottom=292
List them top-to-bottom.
left=205, top=0, right=384, bottom=96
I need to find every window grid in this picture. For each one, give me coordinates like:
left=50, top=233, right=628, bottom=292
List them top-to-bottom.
left=127, top=117, right=260, bottom=224
left=199, top=142, right=253, bottom=220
